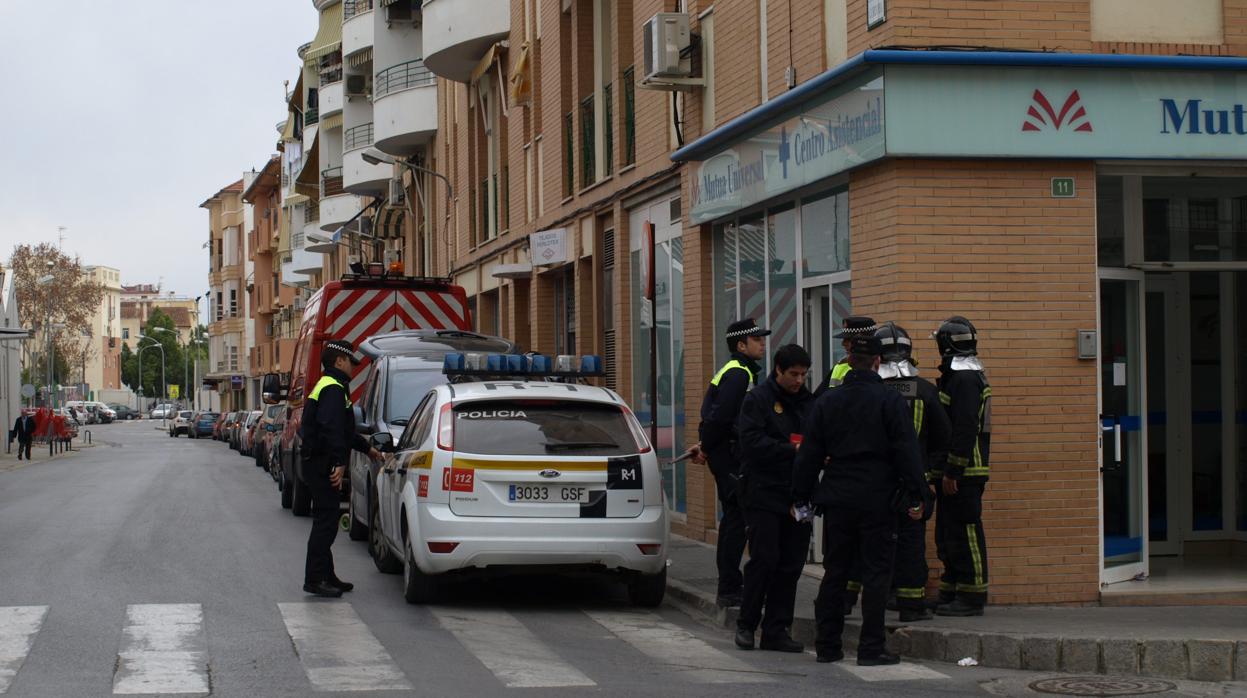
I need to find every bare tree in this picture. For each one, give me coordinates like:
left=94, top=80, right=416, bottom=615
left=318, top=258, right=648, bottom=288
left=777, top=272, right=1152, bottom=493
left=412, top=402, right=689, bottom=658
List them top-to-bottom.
left=8, top=243, right=105, bottom=384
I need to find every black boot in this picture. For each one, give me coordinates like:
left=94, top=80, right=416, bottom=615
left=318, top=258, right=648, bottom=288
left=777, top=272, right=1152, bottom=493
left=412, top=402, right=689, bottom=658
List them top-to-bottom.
left=329, top=577, right=354, bottom=592
left=303, top=581, right=344, bottom=598
left=935, top=599, right=984, bottom=617
left=898, top=608, right=932, bottom=622
left=734, top=627, right=755, bottom=650
left=759, top=633, right=804, bottom=653
left=857, top=651, right=901, bottom=666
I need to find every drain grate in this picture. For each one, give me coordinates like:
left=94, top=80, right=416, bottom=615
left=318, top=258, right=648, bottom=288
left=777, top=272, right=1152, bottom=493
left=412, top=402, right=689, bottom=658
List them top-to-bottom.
left=1029, top=677, right=1177, bottom=697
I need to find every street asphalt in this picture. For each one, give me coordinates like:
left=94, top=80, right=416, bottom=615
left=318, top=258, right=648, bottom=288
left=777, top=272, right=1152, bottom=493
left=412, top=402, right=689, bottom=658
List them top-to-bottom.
left=0, top=422, right=1236, bottom=697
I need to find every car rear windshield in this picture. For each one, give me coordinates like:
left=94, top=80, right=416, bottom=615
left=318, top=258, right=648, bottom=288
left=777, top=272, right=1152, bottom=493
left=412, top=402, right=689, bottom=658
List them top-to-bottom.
left=385, top=369, right=445, bottom=425
left=452, top=400, right=639, bottom=456
left=179, top=411, right=192, bottom=418
left=197, top=413, right=218, bottom=421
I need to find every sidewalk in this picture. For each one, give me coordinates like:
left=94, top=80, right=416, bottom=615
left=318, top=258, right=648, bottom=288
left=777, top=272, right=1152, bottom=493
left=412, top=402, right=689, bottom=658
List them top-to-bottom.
left=0, top=434, right=99, bottom=471
left=665, top=535, right=1247, bottom=682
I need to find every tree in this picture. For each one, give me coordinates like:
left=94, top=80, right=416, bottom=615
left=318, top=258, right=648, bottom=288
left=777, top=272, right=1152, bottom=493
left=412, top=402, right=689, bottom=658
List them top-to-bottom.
left=8, top=243, right=104, bottom=387
left=121, top=309, right=186, bottom=402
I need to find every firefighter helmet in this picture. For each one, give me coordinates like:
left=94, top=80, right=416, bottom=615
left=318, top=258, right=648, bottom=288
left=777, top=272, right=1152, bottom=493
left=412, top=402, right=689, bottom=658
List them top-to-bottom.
left=934, top=316, right=978, bottom=357
left=874, top=323, right=913, bottom=363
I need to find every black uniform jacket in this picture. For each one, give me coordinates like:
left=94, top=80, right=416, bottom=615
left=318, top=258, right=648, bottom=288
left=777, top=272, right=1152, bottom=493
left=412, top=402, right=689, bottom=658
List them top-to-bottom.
left=698, top=352, right=761, bottom=457
left=937, top=361, right=991, bottom=483
left=299, top=365, right=370, bottom=468
left=791, top=369, right=927, bottom=511
left=736, top=374, right=814, bottom=514
left=903, top=376, right=952, bottom=483
left=12, top=415, right=35, bottom=441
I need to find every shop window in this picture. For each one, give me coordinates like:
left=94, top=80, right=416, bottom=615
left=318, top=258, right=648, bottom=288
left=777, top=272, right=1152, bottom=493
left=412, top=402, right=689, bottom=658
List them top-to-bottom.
left=1097, top=175, right=1126, bottom=267
left=800, top=189, right=849, bottom=275
left=767, top=204, right=799, bottom=352
left=554, top=268, right=576, bottom=355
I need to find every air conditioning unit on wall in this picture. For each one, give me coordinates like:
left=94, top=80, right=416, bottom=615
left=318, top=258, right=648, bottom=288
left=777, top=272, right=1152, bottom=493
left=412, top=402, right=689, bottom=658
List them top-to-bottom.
left=640, top=13, right=703, bottom=91
left=345, top=74, right=368, bottom=99
left=388, top=177, right=405, bottom=206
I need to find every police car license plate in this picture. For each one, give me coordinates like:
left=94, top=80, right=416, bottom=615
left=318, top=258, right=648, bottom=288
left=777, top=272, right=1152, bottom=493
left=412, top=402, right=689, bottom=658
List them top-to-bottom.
left=508, top=484, right=590, bottom=503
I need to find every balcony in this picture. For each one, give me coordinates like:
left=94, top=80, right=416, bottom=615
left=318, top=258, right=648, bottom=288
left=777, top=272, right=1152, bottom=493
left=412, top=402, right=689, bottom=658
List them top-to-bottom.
left=342, top=0, right=374, bottom=58
left=422, top=0, right=510, bottom=82
left=373, top=60, right=438, bottom=156
left=320, top=80, right=344, bottom=118
left=343, top=123, right=390, bottom=194
left=320, top=182, right=361, bottom=232
left=291, top=232, right=324, bottom=275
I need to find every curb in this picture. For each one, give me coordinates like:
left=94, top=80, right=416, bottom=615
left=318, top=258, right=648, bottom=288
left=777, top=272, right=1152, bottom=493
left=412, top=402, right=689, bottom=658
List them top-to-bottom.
left=665, top=579, right=1247, bottom=681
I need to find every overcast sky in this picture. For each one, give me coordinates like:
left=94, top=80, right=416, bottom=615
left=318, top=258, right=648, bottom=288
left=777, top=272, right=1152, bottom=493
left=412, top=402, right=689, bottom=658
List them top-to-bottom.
left=0, top=2, right=316, bottom=323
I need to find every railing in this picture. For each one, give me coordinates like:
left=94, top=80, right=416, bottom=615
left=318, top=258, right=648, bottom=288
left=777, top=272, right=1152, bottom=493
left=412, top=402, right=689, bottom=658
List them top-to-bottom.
left=343, top=0, right=374, bottom=20
left=374, top=60, right=435, bottom=98
left=623, top=66, right=636, bottom=166
left=319, top=67, right=343, bottom=85
left=603, top=81, right=614, bottom=176
left=580, top=94, right=595, bottom=189
left=305, top=107, right=320, bottom=126
left=563, top=111, right=574, bottom=197
left=344, top=122, right=374, bottom=150
left=321, top=166, right=344, bottom=198
left=281, top=172, right=289, bottom=188
left=304, top=204, right=319, bottom=224
left=292, top=231, right=305, bottom=249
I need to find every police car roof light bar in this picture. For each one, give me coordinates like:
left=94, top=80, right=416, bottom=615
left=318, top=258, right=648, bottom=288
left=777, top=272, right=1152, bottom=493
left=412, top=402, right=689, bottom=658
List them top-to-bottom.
left=442, top=353, right=605, bottom=378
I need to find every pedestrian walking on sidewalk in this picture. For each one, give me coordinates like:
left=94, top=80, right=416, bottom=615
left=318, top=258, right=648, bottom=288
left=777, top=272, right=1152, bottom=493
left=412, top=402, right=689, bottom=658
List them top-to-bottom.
left=931, top=316, right=992, bottom=617
left=690, top=318, right=769, bottom=609
left=792, top=333, right=927, bottom=666
left=299, top=340, right=382, bottom=598
left=734, top=344, right=814, bottom=653
left=12, top=410, right=35, bottom=461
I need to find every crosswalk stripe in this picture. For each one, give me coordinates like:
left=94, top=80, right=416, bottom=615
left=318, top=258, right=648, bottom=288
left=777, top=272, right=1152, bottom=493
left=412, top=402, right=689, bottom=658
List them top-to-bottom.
left=277, top=602, right=412, bottom=692
left=112, top=604, right=208, bottom=695
left=0, top=606, right=47, bottom=694
left=430, top=607, right=596, bottom=688
left=584, top=611, right=769, bottom=684
left=838, top=661, right=950, bottom=682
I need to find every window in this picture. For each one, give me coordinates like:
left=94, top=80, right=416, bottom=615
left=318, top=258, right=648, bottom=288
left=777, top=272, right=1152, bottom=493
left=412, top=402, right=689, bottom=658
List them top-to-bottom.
left=554, top=268, right=576, bottom=355
left=229, top=289, right=238, bottom=317
left=215, top=292, right=223, bottom=322
left=123, top=328, right=130, bottom=340
left=387, top=372, right=445, bottom=428
left=452, top=400, right=639, bottom=457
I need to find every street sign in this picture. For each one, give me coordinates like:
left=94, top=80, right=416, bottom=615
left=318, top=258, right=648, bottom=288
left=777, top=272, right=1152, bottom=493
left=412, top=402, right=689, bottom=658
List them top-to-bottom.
left=1051, top=177, right=1076, bottom=198
left=20, top=384, right=35, bottom=398
left=169, top=385, right=180, bottom=399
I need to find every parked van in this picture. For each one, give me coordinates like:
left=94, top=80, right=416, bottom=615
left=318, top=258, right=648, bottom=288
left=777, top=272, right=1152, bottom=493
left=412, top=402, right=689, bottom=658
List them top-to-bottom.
left=263, top=273, right=473, bottom=516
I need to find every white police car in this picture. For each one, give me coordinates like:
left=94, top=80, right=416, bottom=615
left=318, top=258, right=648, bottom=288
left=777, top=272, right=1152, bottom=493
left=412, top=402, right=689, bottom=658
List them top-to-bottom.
left=368, top=353, right=669, bottom=606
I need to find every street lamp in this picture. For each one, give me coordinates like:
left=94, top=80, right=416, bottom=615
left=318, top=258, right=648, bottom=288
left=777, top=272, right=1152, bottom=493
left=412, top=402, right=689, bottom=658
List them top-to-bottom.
left=361, top=148, right=453, bottom=276
left=36, top=274, right=54, bottom=408
left=151, top=327, right=181, bottom=409
left=138, top=335, right=166, bottom=422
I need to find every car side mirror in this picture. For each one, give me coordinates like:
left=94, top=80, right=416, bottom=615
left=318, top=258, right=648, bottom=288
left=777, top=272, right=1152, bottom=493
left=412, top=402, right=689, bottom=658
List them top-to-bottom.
left=262, top=373, right=287, bottom=404
left=353, top=405, right=374, bottom=435
left=370, top=432, right=396, bottom=453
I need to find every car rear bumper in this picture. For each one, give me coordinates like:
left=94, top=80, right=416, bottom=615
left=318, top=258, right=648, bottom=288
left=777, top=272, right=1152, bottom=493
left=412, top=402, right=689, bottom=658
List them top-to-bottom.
left=412, top=504, right=668, bottom=575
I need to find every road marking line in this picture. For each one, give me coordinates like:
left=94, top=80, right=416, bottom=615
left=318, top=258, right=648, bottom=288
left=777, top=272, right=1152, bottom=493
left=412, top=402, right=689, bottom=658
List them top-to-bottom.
left=278, top=602, right=411, bottom=692
left=112, top=604, right=208, bottom=695
left=0, top=606, right=48, bottom=694
left=430, top=607, right=596, bottom=688
left=584, top=611, right=769, bottom=684
left=838, top=661, right=950, bottom=682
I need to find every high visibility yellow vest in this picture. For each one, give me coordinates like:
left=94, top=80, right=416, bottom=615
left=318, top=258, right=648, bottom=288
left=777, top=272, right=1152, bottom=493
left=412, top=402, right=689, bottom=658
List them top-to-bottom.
left=710, top=359, right=754, bottom=387
left=825, top=361, right=851, bottom=388
left=309, top=375, right=351, bottom=407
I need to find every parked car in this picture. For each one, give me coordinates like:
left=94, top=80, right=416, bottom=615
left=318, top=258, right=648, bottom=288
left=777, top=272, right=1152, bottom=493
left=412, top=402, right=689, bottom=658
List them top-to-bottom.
left=262, top=273, right=474, bottom=516
left=345, top=330, right=519, bottom=543
left=367, top=356, right=667, bottom=606
left=65, top=402, right=97, bottom=424
left=150, top=403, right=174, bottom=420
left=108, top=404, right=139, bottom=420
left=254, top=404, right=284, bottom=470
left=96, top=405, right=117, bottom=423
left=168, top=410, right=193, bottom=437
left=239, top=410, right=263, bottom=456
left=266, top=410, right=286, bottom=482
left=189, top=411, right=219, bottom=438
left=228, top=412, right=247, bottom=451
left=212, top=413, right=228, bottom=440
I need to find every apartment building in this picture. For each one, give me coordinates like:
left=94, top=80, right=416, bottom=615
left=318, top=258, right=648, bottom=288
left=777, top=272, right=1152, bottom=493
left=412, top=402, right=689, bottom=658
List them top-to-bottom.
left=242, top=157, right=300, bottom=388
left=201, top=178, right=252, bottom=412
left=78, top=266, right=123, bottom=399
left=119, top=284, right=198, bottom=346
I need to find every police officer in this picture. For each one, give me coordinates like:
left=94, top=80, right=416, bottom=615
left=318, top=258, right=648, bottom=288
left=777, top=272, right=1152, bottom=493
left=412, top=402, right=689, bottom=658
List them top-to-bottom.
left=815, top=316, right=876, bottom=395
left=931, top=316, right=992, bottom=617
left=692, top=318, right=769, bottom=608
left=875, top=323, right=950, bottom=622
left=792, top=333, right=926, bottom=665
left=301, top=339, right=381, bottom=598
left=734, top=344, right=814, bottom=653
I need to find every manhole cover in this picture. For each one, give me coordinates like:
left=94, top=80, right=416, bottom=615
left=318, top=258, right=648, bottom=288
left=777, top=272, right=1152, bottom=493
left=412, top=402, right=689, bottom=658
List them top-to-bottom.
left=1029, top=677, right=1177, bottom=697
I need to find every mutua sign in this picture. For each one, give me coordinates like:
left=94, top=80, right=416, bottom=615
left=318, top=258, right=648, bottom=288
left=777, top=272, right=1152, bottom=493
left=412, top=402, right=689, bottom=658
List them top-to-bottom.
left=1161, top=98, right=1247, bottom=135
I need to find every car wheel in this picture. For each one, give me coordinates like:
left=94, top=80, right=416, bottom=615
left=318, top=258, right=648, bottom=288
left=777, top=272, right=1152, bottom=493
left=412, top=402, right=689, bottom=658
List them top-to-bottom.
left=280, top=470, right=293, bottom=509
left=291, top=478, right=311, bottom=517
left=347, top=492, right=369, bottom=542
left=369, top=500, right=402, bottom=574
left=403, top=536, right=439, bottom=604
left=627, top=568, right=667, bottom=608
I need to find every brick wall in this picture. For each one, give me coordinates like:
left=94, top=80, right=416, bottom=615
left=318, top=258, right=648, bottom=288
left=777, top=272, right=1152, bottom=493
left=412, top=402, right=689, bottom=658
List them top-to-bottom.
left=849, top=159, right=1101, bottom=604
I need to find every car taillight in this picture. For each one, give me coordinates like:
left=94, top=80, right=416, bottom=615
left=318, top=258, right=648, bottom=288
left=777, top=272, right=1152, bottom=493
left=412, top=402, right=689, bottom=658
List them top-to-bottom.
left=437, top=402, right=454, bottom=450
left=621, top=406, right=652, bottom=453
left=427, top=541, right=459, bottom=554
left=637, top=544, right=662, bottom=556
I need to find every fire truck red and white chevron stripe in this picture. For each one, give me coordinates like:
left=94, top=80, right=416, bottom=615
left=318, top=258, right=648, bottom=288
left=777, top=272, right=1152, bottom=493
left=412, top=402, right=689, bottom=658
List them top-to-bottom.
left=324, top=289, right=468, bottom=402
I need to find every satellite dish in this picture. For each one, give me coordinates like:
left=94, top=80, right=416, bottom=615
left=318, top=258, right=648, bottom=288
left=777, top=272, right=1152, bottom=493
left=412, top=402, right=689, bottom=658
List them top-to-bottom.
left=20, top=384, right=36, bottom=398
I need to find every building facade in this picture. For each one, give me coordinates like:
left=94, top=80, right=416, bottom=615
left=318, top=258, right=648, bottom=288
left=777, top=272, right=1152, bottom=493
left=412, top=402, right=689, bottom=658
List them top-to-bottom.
left=242, top=157, right=300, bottom=389
left=201, top=179, right=252, bottom=412
left=0, top=265, right=21, bottom=445
left=79, top=265, right=123, bottom=399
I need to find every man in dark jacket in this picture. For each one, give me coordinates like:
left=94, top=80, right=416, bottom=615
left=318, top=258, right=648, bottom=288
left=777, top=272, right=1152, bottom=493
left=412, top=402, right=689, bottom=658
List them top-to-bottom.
left=691, top=318, right=769, bottom=608
left=792, top=334, right=927, bottom=665
left=300, top=339, right=381, bottom=598
left=734, top=344, right=814, bottom=653
left=11, top=410, right=36, bottom=460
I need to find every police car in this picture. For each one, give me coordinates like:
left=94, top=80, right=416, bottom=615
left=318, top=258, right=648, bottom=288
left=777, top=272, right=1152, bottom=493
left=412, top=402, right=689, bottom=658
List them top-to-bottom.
left=367, top=353, right=669, bottom=606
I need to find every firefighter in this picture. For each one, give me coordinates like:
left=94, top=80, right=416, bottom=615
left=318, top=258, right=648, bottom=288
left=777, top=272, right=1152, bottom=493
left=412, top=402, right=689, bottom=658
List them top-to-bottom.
left=815, top=316, right=876, bottom=395
left=931, top=316, right=992, bottom=616
left=690, top=318, right=770, bottom=608
left=875, top=323, right=950, bottom=622
left=792, top=333, right=926, bottom=665
left=300, top=339, right=382, bottom=598
left=733, top=344, right=814, bottom=653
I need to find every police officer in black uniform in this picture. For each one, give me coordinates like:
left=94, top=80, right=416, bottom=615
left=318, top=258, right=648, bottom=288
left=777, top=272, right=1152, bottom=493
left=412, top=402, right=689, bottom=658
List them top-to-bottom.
left=815, top=316, right=876, bottom=396
left=931, top=316, right=992, bottom=616
left=692, top=318, right=769, bottom=608
left=875, top=323, right=951, bottom=622
left=792, top=333, right=926, bottom=665
left=301, top=339, right=381, bottom=598
left=734, top=344, right=814, bottom=653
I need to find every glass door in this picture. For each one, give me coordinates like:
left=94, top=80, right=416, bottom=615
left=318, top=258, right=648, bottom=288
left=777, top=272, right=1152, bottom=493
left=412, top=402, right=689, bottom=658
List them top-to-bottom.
left=1099, top=273, right=1149, bottom=584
